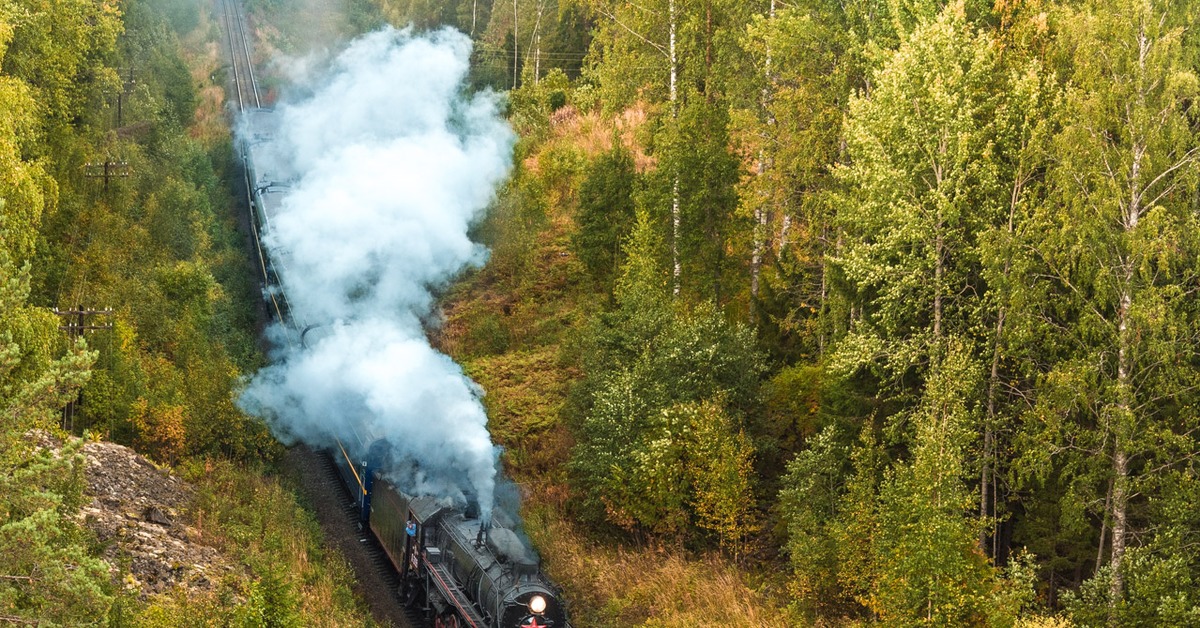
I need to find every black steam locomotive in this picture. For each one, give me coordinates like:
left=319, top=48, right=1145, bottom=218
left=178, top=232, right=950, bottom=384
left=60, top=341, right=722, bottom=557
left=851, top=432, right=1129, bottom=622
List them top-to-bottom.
left=331, top=436, right=570, bottom=628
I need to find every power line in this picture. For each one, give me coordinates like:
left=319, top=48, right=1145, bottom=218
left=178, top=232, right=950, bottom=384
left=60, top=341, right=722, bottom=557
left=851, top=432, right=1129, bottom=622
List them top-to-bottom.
left=83, top=161, right=131, bottom=189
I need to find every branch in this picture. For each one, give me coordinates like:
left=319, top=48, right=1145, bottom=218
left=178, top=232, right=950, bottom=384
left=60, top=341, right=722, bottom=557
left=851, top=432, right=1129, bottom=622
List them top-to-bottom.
left=596, top=7, right=668, bottom=57
left=1140, top=147, right=1200, bottom=207
left=0, top=575, right=34, bottom=582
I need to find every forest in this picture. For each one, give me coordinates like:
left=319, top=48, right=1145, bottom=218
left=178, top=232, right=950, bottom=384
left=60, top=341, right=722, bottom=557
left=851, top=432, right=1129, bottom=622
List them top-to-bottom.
left=0, top=0, right=377, bottom=622
left=1, top=0, right=1198, bottom=625
left=419, top=0, right=1200, bottom=624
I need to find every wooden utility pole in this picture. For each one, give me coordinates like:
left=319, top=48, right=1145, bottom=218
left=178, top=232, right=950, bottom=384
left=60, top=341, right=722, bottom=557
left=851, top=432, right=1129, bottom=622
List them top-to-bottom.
left=116, top=66, right=136, bottom=126
left=84, top=161, right=131, bottom=189
left=53, top=306, right=113, bottom=433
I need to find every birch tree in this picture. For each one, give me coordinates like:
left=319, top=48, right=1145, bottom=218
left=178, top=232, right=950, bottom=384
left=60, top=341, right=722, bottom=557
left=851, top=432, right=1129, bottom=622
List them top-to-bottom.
left=1024, top=0, right=1200, bottom=609
left=832, top=4, right=1004, bottom=377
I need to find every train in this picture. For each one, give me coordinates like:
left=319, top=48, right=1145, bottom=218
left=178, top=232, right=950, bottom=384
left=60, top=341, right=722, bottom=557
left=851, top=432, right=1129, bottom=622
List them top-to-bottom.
left=238, top=107, right=571, bottom=628
left=332, top=433, right=571, bottom=628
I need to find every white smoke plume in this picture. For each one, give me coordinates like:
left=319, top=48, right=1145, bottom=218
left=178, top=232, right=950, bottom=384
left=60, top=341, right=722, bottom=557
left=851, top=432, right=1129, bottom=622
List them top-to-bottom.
left=237, top=27, right=514, bottom=516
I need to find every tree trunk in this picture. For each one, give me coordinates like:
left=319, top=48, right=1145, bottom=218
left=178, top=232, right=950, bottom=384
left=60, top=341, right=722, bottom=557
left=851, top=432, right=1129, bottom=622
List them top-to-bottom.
left=512, top=0, right=519, bottom=89
left=669, top=0, right=680, bottom=296
left=750, top=0, right=775, bottom=302
left=532, top=1, right=543, bottom=84
left=1110, top=70, right=1144, bottom=603
left=751, top=159, right=765, bottom=299
left=933, top=230, right=943, bottom=338
left=980, top=312, right=1003, bottom=551
left=1109, top=445, right=1129, bottom=605
left=1096, top=477, right=1111, bottom=576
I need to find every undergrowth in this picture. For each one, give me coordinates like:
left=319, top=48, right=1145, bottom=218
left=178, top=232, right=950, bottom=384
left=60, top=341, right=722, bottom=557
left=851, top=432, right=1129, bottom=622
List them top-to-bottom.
left=129, top=460, right=374, bottom=627
left=522, top=498, right=796, bottom=627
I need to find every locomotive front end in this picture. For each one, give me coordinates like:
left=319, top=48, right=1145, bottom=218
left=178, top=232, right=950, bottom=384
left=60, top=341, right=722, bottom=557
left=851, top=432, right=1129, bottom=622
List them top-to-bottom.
left=500, top=586, right=568, bottom=628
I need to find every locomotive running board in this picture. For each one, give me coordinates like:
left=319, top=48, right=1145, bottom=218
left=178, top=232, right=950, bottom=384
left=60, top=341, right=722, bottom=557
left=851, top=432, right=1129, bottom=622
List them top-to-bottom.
left=425, top=556, right=488, bottom=628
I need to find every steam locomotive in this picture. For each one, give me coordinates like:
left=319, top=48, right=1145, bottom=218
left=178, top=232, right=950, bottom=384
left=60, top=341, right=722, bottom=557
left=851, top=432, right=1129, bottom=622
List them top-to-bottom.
left=239, top=109, right=571, bottom=628
left=332, top=436, right=571, bottom=628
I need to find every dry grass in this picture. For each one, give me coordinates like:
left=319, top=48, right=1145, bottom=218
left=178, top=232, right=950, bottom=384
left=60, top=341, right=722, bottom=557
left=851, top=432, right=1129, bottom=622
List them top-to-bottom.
left=178, top=10, right=230, bottom=144
left=525, top=102, right=656, bottom=177
left=523, top=499, right=797, bottom=628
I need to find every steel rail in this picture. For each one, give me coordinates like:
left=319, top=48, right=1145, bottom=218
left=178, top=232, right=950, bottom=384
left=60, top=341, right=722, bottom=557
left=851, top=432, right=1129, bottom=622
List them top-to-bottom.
left=222, top=0, right=244, bottom=111
left=233, top=1, right=261, bottom=108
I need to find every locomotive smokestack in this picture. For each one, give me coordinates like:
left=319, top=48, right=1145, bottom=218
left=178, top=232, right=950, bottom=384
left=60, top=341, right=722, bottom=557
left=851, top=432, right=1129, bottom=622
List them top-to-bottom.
left=475, top=515, right=492, bottom=547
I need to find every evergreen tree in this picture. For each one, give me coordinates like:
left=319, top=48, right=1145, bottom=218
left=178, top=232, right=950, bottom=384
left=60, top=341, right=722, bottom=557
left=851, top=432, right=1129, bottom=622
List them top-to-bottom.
left=571, top=140, right=636, bottom=289
left=0, top=213, right=110, bottom=623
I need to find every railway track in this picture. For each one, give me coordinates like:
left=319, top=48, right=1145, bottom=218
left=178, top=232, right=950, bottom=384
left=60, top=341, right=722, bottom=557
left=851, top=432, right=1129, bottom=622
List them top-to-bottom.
left=218, top=0, right=290, bottom=325
left=221, top=0, right=260, bottom=111
left=217, top=5, right=420, bottom=625
left=285, top=446, right=425, bottom=628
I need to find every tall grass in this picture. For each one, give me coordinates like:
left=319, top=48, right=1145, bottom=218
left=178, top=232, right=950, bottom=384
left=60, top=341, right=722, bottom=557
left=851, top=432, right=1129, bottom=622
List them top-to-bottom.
left=523, top=500, right=797, bottom=627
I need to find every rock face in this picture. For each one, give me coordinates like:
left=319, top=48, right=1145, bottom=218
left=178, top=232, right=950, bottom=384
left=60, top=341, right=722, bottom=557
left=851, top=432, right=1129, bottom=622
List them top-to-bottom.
left=77, top=441, right=235, bottom=598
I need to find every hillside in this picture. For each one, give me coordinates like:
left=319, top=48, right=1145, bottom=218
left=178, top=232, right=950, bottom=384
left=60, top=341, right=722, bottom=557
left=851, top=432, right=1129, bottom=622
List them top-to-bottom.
left=0, top=0, right=376, bottom=623
left=394, top=0, right=1200, bottom=626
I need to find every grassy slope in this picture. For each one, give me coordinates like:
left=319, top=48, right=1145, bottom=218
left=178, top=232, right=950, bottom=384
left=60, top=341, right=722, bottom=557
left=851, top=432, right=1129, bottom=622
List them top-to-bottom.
left=132, top=460, right=375, bottom=627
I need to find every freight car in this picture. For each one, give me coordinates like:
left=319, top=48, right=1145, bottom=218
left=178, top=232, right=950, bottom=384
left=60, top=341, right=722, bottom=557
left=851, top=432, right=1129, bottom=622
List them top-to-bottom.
left=332, top=433, right=571, bottom=628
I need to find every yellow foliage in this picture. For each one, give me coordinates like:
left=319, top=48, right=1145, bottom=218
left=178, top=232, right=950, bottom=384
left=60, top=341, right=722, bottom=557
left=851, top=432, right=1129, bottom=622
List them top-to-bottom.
left=129, top=398, right=187, bottom=465
left=1016, top=616, right=1073, bottom=628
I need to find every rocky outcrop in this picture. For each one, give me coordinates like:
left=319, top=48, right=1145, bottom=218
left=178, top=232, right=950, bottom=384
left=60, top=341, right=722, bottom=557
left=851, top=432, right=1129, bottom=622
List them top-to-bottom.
left=76, top=440, right=236, bottom=599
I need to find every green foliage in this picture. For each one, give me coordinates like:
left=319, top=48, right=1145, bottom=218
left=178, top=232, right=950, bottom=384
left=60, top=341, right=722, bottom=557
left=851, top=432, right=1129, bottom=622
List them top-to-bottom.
left=1, top=0, right=122, bottom=138
left=15, top=0, right=277, bottom=463
left=414, top=0, right=1200, bottom=621
left=1013, top=0, right=1200, bottom=611
left=832, top=3, right=1004, bottom=376
left=657, top=98, right=743, bottom=302
left=572, top=140, right=636, bottom=289
left=570, top=214, right=764, bottom=545
left=0, top=215, right=111, bottom=623
left=866, top=341, right=997, bottom=625
left=465, top=348, right=573, bottom=477
left=779, top=424, right=852, bottom=617
left=130, top=460, right=374, bottom=627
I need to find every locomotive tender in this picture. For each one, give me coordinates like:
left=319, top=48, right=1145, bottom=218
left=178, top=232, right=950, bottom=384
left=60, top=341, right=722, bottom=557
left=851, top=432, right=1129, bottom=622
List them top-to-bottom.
left=239, top=108, right=570, bottom=628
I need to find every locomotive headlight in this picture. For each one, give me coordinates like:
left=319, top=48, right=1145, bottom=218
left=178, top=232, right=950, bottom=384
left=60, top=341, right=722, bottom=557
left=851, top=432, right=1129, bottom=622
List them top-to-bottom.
left=528, top=595, right=547, bottom=615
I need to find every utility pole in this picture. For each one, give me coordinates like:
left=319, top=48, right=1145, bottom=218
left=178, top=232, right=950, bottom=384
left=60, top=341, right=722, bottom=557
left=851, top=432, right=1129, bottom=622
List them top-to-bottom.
left=116, top=66, right=136, bottom=127
left=84, top=160, right=131, bottom=190
left=53, top=306, right=113, bottom=433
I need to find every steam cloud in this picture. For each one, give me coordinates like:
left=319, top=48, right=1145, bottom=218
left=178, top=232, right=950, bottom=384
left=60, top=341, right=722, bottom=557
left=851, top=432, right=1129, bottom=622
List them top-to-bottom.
left=237, top=27, right=514, bottom=515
